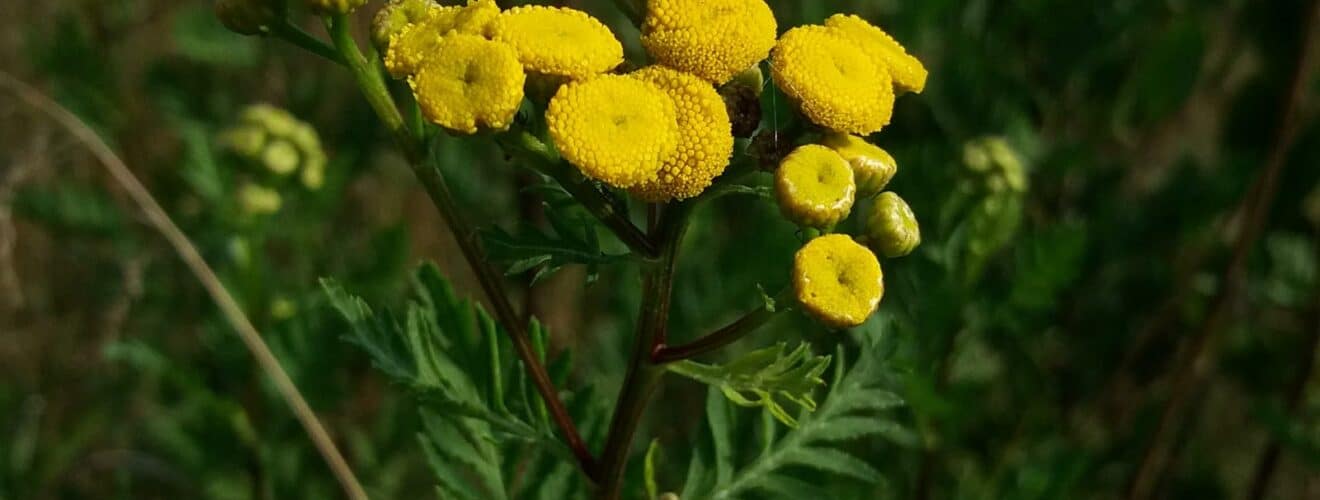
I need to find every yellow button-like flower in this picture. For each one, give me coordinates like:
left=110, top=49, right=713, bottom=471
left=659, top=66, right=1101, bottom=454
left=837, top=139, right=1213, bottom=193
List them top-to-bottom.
left=383, top=0, right=500, bottom=79
left=641, top=0, right=777, bottom=84
left=488, top=6, right=623, bottom=79
left=824, top=14, right=927, bottom=94
left=771, top=26, right=895, bottom=135
left=410, top=34, right=526, bottom=134
left=627, top=66, right=734, bottom=201
left=547, top=75, right=680, bottom=188
left=820, top=133, right=898, bottom=198
left=775, top=144, right=856, bottom=228
left=865, top=191, right=921, bottom=258
left=793, top=234, right=884, bottom=328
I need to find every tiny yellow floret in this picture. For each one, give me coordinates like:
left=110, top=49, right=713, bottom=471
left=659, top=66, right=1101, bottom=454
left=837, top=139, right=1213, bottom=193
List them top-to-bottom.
left=384, top=0, right=500, bottom=79
left=642, top=0, right=777, bottom=84
left=488, top=6, right=624, bottom=79
left=824, top=14, right=927, bottom=94
left=771, top=25, right=895, bottom=135
left=410, top=34, right=526, bottom=134
left=627, top=66, right=734, bottom=201
left=546, top=75, right=680, bottom=188
left=820, top=133, right=898, bottom=198
left=775, top=144, right=857, bottom=228
left=793, top=234, right=885, bottom=328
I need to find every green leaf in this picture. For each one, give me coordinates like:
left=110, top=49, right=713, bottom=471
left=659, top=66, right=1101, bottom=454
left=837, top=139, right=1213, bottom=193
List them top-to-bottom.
left=322, top=263, right=577, bottom=498
left=693, top=336, right=913, bottom=500
left=669, top=343, right=830, bottom=427
left=644, top=439, right=662, bottom=500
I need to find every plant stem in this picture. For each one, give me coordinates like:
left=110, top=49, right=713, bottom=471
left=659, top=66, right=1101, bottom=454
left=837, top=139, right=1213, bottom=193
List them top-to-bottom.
left=325, top=15, right=597, bottom=478
left=270, top=20, right=346, bottom=66
left=507, top=131, right=659, bottom=259
left=595, top=203, right=691, bottom=499
left=652, top=286, right=793, bottom=363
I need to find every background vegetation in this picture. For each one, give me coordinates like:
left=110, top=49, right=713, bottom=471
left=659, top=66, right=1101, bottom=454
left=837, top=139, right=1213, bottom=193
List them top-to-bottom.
left=2, top=0, right=1319, bottom=498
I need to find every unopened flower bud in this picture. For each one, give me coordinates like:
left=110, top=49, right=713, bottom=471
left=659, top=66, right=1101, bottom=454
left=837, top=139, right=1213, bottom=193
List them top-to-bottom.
left=215, top=0, right=279, bottom=36
left=306, top=0, right=367, bottom=16
left=371, top=0, right=434, bottom=52
left=820, top=133, right=897, bottom=198
left=261, top=139, right=301, bottom=176
left=775, top=145, right=856, bottom=228
left=238, top=183, right=283, bottom=215
left=864, top=192, right=920, bottom=258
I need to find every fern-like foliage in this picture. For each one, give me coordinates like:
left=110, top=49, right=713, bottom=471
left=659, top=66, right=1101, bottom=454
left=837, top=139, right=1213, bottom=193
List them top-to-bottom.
left=322, top=263, right=588, bottom=499
left=680, top=333, right=916, bottom=500
left=668, top=342, right=830, bottom=427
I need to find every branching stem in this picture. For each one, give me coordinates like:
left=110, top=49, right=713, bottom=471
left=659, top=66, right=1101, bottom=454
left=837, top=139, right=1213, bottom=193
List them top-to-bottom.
left=324, top=15, right=597, bottom=479
left=595, top=202, right=692, bottom=499
left=653, top=286, right=794, bottom=364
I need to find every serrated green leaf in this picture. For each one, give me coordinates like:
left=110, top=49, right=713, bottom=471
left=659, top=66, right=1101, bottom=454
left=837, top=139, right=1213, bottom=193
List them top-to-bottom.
left=670, top=343, right=830, bottom=427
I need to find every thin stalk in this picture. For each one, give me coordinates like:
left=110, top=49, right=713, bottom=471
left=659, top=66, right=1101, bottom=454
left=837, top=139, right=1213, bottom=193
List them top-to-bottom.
left=324, top=15, right=597, bottom=477
left=269, top=20, right=345, bottom=66
left=0, top=71, right=368, bottom=500
left=595, top=203, right=692, bottom=499
left=652, top=286, right=793, bottom=363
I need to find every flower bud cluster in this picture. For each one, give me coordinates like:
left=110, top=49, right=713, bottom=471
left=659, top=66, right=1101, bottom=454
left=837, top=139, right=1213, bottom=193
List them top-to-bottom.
left=218, top=104, right=329, bottom=216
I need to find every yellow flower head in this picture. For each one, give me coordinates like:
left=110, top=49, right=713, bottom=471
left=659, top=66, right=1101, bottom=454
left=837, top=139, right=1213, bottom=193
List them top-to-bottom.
left=306, top=0, right=365, bottom=15
left=383, top=0, right=501, bottom=79
left=641, top=0, right=777, bottom=84
left=488, top=6, right=624, bottom=79
left=824, top=14, right=927, bottom=94
left=771, top=25, right=895, bottom=135
left=410, top=34, right=526, bottom=134
left=627, top=66, right=734, bottom=201
left=547, top=75, right=680, bottom=188
left=820, top=133, right=897, bottom=198
left=775, top=144, right=856, bottom=228
left=865, top=191, right=921, bottom=258
left=793, top=234, right=884, bottom=328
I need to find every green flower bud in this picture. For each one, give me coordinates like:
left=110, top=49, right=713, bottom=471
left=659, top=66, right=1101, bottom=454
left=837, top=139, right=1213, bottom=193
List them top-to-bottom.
left=215, top=0, right=279, bottom=36
left=306, top=0, right=367, bottom=16
left=372, top=0, right=434, bottom=53
left=726, top=65, right=765, bottom=98
left=218, top=125, right=267, bottom=158
left=820, top=133, right=898, bottom=198
left=262, top=139, right=301, bottom=176
left=775, top=145, right=856, bottom=229
left=301, top=150, right=327, bottom=190
left=238, top=183, right=283, bottom=215
left=864, top=192, right=920, bottom=258
left=270, top=296, right=298, bottom=320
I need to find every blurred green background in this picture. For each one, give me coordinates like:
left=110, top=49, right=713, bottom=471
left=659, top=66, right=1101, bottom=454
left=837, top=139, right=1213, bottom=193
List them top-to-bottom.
left=2, top=0, right=1319, bottom=498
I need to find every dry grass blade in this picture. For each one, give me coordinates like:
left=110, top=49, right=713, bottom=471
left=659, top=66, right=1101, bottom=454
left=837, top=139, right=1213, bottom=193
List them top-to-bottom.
left=0, top=70, right=369, bottom=500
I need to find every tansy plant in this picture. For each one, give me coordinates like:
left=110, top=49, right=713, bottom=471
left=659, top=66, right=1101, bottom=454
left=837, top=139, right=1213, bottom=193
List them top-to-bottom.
left=218, top=0, right=928, bottom=497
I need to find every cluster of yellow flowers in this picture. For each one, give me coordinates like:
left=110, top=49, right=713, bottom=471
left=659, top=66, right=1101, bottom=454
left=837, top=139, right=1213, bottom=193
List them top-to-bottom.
left=372, top=0, right=928, bottom=328
left=218, top=104, right=328, bottom=215
left=780, top=135, right=920, bottom=328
